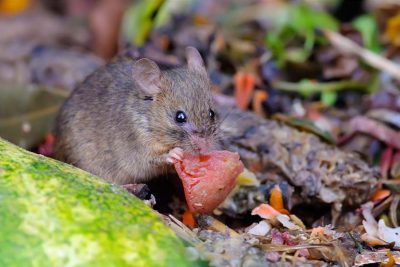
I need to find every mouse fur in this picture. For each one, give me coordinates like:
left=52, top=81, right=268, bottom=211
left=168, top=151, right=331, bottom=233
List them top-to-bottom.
left=54, top=47, right=220, bottom=184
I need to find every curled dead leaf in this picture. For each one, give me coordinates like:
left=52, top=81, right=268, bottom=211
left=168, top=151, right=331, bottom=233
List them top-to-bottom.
left=234, top=72, right=256, bottom=110
left=342, top=116, right=400, bottom=150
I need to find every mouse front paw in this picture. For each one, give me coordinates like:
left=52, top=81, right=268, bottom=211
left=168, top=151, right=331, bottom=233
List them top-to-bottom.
left=166, top=147, right=183, bottom=164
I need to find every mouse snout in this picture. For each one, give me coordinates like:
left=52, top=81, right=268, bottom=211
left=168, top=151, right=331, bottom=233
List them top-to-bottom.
left=184, top=123, right=216, bottom=153
left=189, top=135, right=214, bottom=154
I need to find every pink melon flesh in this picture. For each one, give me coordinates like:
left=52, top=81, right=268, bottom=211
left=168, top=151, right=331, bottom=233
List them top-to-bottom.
left=174, top=150, right=244, bottom=213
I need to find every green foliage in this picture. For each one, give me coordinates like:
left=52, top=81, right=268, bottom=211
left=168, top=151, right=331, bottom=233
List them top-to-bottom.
left=122, top=0, right=193, bottom=46
left=122, top=0, right=166, bottom=46
left=265, top=3, right=338, bottom=67
left=352, top=14, right=382, bottom=53
left=273, top=79, right=368, bottom=107
left=274, top=79, right=367, bottom=97
left=321, top=91, right=338, bottom=106
left=275, top=115, right=336, bottom=144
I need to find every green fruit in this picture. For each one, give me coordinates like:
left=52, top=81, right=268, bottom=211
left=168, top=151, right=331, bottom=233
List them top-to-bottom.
left=0, top=138, right=193, bottom=267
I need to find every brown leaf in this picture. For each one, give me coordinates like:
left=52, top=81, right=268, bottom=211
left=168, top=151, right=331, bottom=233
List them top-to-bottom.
left=89, top=0, right=126, bottom=59
left=343, top=116, right=400, bottom=150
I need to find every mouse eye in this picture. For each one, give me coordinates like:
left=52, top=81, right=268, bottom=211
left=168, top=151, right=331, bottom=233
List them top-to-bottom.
left=209, top=109, right=215, bottom=120
left=175, top=110, right=187, bottom=124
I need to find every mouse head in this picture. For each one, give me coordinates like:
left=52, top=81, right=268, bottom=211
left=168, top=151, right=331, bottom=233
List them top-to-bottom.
left=132, top=47, right=219, bottom=154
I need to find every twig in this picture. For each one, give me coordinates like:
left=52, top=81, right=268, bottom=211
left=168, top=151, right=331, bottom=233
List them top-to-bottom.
left=323, top=30, right=400, bottom=82
left=272, top=80, right=367, bottom=96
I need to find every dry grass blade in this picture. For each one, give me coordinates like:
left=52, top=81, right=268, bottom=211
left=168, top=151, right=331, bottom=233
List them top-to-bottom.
left=323, top=30, right=400, bottom=82
left=390, top=194, right=400, bottom=227
left=374, top=195, right=394, bottom=217
left=161, top=214, right=201, bottom=246
left=196, top=215, right=240, bottom=237
left=259, top=238, right=352, bottom=265
left=307, top=241, right=353, bottom=266
left=332, top=242, right=353, bottom=267
left=259, top=243, right=332, bottom=252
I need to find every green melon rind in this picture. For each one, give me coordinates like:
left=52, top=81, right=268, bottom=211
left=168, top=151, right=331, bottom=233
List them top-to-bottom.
left=0, top=138, right=193, bottom=267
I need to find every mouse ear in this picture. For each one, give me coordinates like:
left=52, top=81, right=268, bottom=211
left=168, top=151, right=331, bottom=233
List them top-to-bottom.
left=186, top=46, right=207, bottom=75
left=133, top=58, right=162, bottom=94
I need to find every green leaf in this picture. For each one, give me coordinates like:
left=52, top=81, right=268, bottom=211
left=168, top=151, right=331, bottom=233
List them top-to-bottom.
left=122, top=0, right=165, bottom=46
left=122, top=0, right=194, bottom=46
left=154, top=0, right=193, bottom=27
left=265, top=2, right=338, bottom=67
left=291, top=3, right=337, bottom=51
left=352, top=14, right=382, bottom=53
left=266, top=31, right=286, bottom=67
left=285, top=47, right=311, bottom=63
left=366, top=72, right=380, bottom=93
left=273, top=79, right=368, bottom=97
left=297, top=79, right=316, bottom=97
left=321, top=91, right=337, bottom=106
left=273, top=114, right=336, bottom=144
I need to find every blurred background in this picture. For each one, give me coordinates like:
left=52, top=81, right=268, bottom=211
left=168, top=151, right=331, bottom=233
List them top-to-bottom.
left=1, top=0, right=400, bottom=182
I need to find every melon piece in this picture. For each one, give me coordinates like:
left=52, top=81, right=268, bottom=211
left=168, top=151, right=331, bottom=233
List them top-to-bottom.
left=0, top=138, right=194, bottom=267
left=174, top=150, right=244, bottom=213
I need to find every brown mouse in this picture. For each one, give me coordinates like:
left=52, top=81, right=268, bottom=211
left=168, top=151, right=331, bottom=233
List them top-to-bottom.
left=54, top=47, right=220, bottom=185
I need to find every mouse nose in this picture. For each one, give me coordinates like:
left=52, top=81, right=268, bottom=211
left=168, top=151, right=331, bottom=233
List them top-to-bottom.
left=190, top=135, right=212, bottom=153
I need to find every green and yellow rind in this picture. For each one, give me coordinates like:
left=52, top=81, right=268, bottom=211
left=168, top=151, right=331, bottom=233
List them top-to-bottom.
left=0, top=138, right=192, bottom=267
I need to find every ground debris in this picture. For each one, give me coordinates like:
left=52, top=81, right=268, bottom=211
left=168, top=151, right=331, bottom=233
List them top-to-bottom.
left=0, top=7, right=103, bottom=91
left=217, top=107, right=379, bottom=223
left=166, top=213, right=361, bottom=267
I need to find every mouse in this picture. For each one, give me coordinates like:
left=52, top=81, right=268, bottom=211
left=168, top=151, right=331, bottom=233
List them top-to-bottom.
left=54, top=47, right=220, bottom=185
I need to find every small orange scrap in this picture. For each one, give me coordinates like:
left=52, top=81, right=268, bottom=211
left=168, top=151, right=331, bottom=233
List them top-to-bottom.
left=234, top=72, right=256, bottom=110
left=252, top=90, right=268, bottom=116
left=269, top=185, right=290, bottom=215
left=371, top=189, right=391, bottom=202
left=251, top=203, right=281, bottom=220
left=182, top=209, right=195, bottom=229
left=379, top=252, right=396, bottom=267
